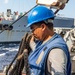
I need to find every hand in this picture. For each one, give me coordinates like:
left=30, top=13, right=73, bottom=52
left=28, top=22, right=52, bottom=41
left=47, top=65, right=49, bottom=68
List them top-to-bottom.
left=29, top=35, right=37, bottom=50
left=17, top=49, right=28, bottom=60
left=22, top=73, right=26, bottom=75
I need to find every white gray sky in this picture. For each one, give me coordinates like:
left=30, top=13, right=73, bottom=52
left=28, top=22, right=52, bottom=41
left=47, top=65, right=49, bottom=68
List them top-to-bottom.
left=0, top=0, right=75, bottom=18
left=4, top=0, right=9, bottom=4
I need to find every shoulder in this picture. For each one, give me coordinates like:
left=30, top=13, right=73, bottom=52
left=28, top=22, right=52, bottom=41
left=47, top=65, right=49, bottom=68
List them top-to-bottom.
left=48, top=48, right=67, bottom=62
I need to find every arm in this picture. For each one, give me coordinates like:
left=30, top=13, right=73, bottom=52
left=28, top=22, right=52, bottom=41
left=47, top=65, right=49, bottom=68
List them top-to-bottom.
left=46, top=48, right=67, bottom=75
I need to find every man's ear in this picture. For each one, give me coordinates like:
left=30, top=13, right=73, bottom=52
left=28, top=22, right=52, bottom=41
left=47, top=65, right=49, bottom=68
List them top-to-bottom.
left=41, top=23, right=46, bottom=31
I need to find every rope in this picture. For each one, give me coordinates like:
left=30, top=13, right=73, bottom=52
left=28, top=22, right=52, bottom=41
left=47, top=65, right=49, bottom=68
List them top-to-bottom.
left=6, top=32, right=32, bottom=75
left=6, top=37, right=23, bottom=75
left=24, top=49, right=30, bottom=75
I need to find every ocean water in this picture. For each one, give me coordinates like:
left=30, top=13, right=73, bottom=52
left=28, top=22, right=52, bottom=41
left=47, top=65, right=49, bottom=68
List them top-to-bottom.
left=0, top=43, right=20, bottom=70
left=0, top=43, right=75, bottom=74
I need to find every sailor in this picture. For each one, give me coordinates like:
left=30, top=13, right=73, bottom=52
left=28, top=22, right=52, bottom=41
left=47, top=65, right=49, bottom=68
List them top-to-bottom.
left=26, top=5, right=71, bottom=75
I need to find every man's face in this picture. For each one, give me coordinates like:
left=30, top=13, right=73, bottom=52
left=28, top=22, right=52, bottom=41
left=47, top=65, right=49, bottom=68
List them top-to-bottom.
left=30, top=23, right=45, bottom=41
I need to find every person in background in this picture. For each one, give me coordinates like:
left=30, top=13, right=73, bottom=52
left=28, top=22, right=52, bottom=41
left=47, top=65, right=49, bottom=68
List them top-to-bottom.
left=26, top=5, right=71, bottom=75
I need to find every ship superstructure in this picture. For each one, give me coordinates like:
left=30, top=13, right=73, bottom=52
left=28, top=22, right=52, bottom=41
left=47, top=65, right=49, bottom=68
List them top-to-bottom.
left=0, top=9, right=30, bottom=43
left=0, top=11, right=75, bottom=43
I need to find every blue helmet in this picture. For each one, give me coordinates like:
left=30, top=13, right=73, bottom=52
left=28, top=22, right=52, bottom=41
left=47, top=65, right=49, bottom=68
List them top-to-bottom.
left=27, top=5, right=55, bottom=27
